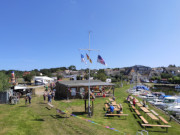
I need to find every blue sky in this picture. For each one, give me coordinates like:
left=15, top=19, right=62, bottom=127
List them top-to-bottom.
left=0, top=0, right=180, bottom=70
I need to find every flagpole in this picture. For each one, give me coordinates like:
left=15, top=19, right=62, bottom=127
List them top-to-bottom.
left=79, top=31, right=99, bottom=117
left=88, top=32, right=91, bottom=117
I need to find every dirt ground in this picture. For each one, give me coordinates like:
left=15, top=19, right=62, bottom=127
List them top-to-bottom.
left=34, top=86, right=45, bottom=96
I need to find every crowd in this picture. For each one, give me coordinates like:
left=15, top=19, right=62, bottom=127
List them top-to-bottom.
left=43, top=86, right=56, bottom=103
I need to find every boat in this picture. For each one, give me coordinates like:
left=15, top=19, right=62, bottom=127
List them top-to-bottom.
left=175, top=85, right=180, bottom=89
left=152, top=92, right=165, bottom=99
left=141, top=94, right=157, bottom=101
left=158, top=96, right=178, bottom=110
left=149, top=98, right=163, bottom=106
left=166, top=105, right=180, bottom=115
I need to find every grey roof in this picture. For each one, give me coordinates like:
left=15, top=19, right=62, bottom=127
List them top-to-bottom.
left=57, top=80, right=115, bottom=87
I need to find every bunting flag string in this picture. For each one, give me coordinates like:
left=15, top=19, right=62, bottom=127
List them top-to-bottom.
left=70, top=113, right=125, bottom=134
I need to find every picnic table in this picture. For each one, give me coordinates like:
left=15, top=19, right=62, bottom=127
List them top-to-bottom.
left=135, top=99, right=139, bottom=103
left=111, top=101, right=117, bottom=106
left=136, top=103, right=142, bottom=107
left=140, top=107, right=150, bottom=113
left=151, top=110, right=159, bottom=116
left=146, top=113, right=159, bottom=121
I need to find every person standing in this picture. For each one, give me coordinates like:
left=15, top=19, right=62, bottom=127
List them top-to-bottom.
left=43, top=91, right=47, bottom=102
left=52, top=91, right=55, bottom=100
left=48, top=93, right=52, bottom=103
left=28, top=94, right=31, bottom=104
left=25, top=95, right=28, bottom=105
left=133, top=98, right=136, bottom=107
left=143, top=100, right=146, bottom=107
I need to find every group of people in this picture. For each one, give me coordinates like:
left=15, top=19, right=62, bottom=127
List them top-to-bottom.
left=43, top=90, right=55, bottom=103
left=127, top=95, right=147, bottom=107
left=106, top=102, right=123, bottom=114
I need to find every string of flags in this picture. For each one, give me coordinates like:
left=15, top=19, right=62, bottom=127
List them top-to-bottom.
left=81, top=54, right=106, bottom=66
left=70, top=114, right=124, bottom=134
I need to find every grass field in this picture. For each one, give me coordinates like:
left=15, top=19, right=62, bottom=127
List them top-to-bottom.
left=0, top=85, right=180, bottom=135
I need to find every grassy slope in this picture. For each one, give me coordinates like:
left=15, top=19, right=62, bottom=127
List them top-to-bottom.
left=0, top=85, right=180, bottom=135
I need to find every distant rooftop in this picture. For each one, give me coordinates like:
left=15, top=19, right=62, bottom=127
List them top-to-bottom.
left=57, top=80, right=115, bottom=87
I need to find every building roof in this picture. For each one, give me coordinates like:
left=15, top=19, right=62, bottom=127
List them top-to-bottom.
left=57, top=80, right=115, bottom=87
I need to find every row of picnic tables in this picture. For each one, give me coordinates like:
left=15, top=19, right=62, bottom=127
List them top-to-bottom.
left=128, top=96, right=171, bottom=132
left=129, top=96, right=166, bottom=122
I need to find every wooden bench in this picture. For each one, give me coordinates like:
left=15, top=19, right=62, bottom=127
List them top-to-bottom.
left=130, top=101, right=133, bottom=105
left=104, top=103, right=109, bottom=110
left=131, top=105, right=136, bottom=110
left=135, top=109, right=141, bottom=116
left=151, top=110, right=159, bottom=116
left=105, top=113, right=128, bottom=119
left=105, top=114, right=128, bottom=116
left=139, top=116, right=148, bottom=124
left=159, top=116, right=168, bottom=124
left=141, top=124, right=171, bottom=132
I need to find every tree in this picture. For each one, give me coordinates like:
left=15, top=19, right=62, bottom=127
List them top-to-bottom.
left=168, top=64, right=176, bottom=67
left=68, top=65, right=76, bottom=71
left=0, top=72, right=10, bottom=92
left=97, top=72, right=107, bottom=82
left=161, top=73, right=172, bottom=79
left=23, top=74, right=33, bottom=82
left=57, top=75, right=63, bottom=80
left=76, top=75, right=82, bottom=80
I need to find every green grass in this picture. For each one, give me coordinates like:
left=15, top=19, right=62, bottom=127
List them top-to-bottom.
left=0, top=85, right=180, bottom=135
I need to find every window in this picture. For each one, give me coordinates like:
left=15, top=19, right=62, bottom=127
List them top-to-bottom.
left=80, top=87, right=85, bottom=98
left=80, top=87, right=85, bottom=95
left=71, top=88, right=76, bottom=96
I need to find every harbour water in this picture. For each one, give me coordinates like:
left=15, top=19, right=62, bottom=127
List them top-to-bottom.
left=151, top=86, right=180, bottom=96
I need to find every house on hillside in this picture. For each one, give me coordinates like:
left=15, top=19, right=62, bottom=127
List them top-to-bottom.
left=126, top=65, right=151, bottom=76
left=163, top=67, right=180, bottom=76
left=55, top=80, right=115, bottom=99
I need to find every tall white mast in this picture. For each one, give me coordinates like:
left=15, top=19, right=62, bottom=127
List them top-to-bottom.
left=79, top=31, right=99, bottom=117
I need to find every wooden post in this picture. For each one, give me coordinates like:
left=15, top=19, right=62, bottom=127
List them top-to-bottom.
left=113, top=87, right=114, bottom=96
left=85, top=100, right=86, bottom=113
left=92, top=100, right=94, bottom=116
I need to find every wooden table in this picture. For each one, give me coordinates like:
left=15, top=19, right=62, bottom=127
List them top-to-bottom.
left=129, top=96, right=133, bottom=100
left=109, top=98, right=114, bottom=102
left=135, top=99, right=139, bottom=103
left=111, top=101, right=117, bottom=106
left=136, top=103, right=142, bottom=107
left=140, top=107, right=150, bottom=113
left=146, top=113, right=159, bottom=121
